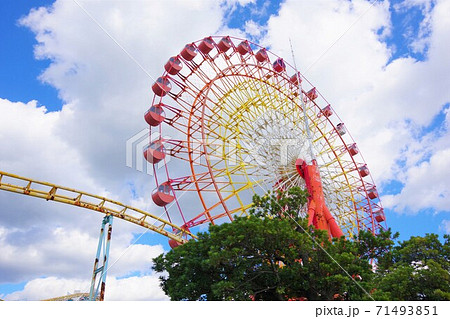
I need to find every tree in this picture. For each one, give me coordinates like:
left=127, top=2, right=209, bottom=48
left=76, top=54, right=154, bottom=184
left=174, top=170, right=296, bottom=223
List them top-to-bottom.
left=152, top=187, right=393, bottom=300
left=152, top=187, right=450, bottom=301
left=371, top=234, right=450, bottom=301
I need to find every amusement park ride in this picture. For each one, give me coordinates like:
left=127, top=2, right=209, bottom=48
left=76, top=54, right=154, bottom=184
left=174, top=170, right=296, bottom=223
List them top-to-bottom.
left=0, top=36, right=386, bottom=300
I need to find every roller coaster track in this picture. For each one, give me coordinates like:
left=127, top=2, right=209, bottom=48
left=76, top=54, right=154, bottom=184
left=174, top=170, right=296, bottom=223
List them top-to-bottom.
left=0, top=170, right=196, bottom=243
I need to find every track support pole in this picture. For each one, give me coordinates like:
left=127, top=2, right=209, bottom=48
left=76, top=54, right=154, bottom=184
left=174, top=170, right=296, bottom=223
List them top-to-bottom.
left=89, top=215, right=113, bottom=301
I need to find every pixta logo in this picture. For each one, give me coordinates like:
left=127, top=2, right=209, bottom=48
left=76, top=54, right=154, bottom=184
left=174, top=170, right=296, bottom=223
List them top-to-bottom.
left=126, top=128, right=170, bottom=175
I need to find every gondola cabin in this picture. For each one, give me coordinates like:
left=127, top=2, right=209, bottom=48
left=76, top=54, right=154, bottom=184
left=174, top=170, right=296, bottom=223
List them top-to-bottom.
left=198, top=36, right=215, bottom=54
left=217, top=36, right=232, bottom=53
left=237, top=40, right=251, bottom=55
left=180, top=43, right=197, bottom=61
left=255, top=48, right=268, bottom=63
left=164, top=56, right=182, bottom=75
left=273, top=58, right=286, bottom=72
left=289, top=72, right=302, bottom=86
left=152, top=77, right=171, bottom=97
left=305, top=87, right=318, bottom=101
left=144, top=104, right=166, bottom=126
left=320, top=105, right=333, bottom=118
left=336, top=123, right=346, bottom=136
left=143, top=140, right=166, bottom=164
left=348, top=143, right=359, bottom=156
left=358, top=165, right=370, bottom=177
left=152, top=182, right=175, bottom=207
left=368, top=187, right=378, bottom=199
left=374, top=209, right=386, bottom=223
left=168, top=239, right=182, bottom=249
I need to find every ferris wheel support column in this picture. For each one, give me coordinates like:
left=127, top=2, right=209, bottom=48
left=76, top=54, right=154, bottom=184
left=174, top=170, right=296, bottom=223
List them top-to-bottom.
left=289, top=40, right=342, bottom=239
left=296, top=159, right=344, bottom=239
left=89, top=215, right=113, bottom=301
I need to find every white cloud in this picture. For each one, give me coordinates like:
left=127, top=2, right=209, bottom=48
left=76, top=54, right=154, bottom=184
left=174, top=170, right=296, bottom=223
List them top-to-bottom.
left=394, top=0, right=435, bottom=54
left=245, top=19, right=264, bottom=38
left=382, top=144, right=450, bottom=213
left=439, top=219, right=450, bottom=234
left=0, top=221, right=165, bottom=282
left=108, top=243, right=165, bottom=278
left=2, top=274, right=168, bottom=301
left=105, top=275, right=168, bottom=301
left=3, top=277, right=89, bottom=301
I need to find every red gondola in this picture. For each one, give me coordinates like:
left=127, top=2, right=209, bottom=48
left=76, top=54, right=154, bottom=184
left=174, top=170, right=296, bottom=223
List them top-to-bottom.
left=198, top=36, right=215, bottom=54
left=217, top=36, right=232, bottom=53
left=237, top=40, right=251, bottom=55
left=180, top=43, right=197, bottom=61
left=255, top=48, right=268, bottom=62
left=164, top=56, right=182, bottom=75
left=273, top=58, right=286, bottom=72
left=289, top=72, right=302, bottom=86
left=152, top=77, right=171, bottom=97
left=305, top=87, right=318, bottom=101
left=144, top=103, right=166, bottom=126
left=319, top=105, right=333, bottom=118
left=336, top=123, right=346, bottom=136
left=143, top=140, right=166, bottom=164
left=348, top=143, right=359, bottom=156
left=358, top=165, right=370, bottom=177
left=152, top=182, right=175, bottom=207
left=368, top=187, right=378, bottom=199
left=374, top=210, right=386, bottom=223
left=168, top=239, right=182, bottom=249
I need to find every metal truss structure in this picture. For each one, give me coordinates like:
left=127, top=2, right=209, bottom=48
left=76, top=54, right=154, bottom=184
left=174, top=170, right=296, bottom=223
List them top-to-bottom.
left=146, top=35, right=387, bottom=240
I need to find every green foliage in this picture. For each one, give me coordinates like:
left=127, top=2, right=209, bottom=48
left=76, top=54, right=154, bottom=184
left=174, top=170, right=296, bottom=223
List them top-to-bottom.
left=152, top=187, right=450, bottom=301
left=371, top=234, right=450, bottom=301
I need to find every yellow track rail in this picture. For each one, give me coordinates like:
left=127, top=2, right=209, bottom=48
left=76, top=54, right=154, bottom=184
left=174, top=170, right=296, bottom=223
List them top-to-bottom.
left=0, top=171, right=196, bottom=243
left=43, top=292, right=90, bottom=301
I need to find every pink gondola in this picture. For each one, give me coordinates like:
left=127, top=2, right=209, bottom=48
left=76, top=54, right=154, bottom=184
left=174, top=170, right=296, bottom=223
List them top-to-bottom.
left=217, top=36, right=232, bottom=53
left=237, top=40, right=251, bottom=55
left=180, top=43, right=197, bottom=61
left=255, top=48, right=268, bottom=62
left=164, top=56, right=182, bottom=75
left=273, top=58, right=286, bottom=72
left=289, top=72, right=302, bottom=86
left=152, top=77, right=171, bottom=97
left=305, top=87, right=318, bottom=101
left=144, top=103, right=166, bottom=126
left=321, top=105, right=333, bottom=118
left=336, top=123, right=346, bottom=136
left=143, top=140, right=166, bottom=164
left=348, top=143, right=359, bottom=156
left=358, top=165, right=370, bottom=177
left=152, top=182, right=175, bottom=207
left=368, top=187, right=378, bottom=199
left=374, top=210, right=386, bottom=223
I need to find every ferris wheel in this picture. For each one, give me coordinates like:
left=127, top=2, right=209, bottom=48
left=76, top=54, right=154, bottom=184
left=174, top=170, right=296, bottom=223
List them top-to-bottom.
left=144, top=35, right=386, bottom=246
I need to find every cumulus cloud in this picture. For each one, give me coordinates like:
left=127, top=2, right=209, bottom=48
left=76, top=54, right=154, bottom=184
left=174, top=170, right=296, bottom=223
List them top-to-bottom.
left=0, top=0, right=235, bottom=300
left=1, top=0, right=450, bottom=300
left=394, top=0, right=435, bottom=54
left=244, top=19, right=264, bottom=38
left=381, top=106, right=450, bottom=213
left=439, top=219, right=450, bottom=234
left=2, top=275, right=168, bottom=301
left=105, top=275, right=168, bottom=301
left=3, top=277, right=89, bottom=301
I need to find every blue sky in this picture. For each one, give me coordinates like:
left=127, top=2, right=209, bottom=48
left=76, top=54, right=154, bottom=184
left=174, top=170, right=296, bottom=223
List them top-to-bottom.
left=0, top=0, right=449, bottom=300
left=0, top=0, right=62, bottom=111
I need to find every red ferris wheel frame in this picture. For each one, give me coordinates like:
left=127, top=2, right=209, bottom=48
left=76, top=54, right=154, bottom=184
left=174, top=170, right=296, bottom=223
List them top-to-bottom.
left=144, top=35, right=387, bottom=242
